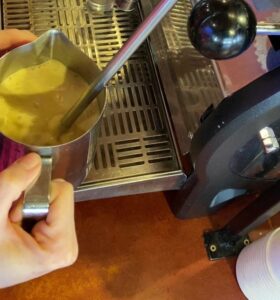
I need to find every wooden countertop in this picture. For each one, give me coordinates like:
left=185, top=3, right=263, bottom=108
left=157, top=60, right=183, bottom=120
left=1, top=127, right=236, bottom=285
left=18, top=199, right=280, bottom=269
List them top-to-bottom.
left=0, top=192, right=251, bottom=300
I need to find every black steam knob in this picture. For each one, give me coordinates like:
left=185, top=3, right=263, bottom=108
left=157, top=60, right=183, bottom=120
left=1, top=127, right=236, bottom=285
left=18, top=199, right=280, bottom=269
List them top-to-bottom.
left=188, top=0, right=257, bottom=60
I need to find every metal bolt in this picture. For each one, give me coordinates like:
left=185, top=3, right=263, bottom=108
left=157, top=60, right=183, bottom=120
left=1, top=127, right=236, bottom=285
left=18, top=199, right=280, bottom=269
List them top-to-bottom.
left=244, top=239, right=250, bottom=246
left=210, top=244, right=217, bottom=252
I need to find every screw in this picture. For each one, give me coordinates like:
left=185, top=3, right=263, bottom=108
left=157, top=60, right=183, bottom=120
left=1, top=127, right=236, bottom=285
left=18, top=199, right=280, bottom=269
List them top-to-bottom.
left=244, top=239, right=250, bottom=246
left=210, top=244, right=217, bottom=252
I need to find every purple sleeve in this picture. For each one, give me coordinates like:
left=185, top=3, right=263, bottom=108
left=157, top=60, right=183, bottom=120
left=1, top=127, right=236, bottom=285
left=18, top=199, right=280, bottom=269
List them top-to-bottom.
left=0, top=134, right=25, bottom=171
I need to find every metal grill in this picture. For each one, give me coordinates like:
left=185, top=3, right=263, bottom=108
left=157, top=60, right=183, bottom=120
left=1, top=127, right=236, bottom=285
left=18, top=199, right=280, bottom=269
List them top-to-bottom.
left=1, top=0, right=181, bottom=191
left=144, top=0, right=223, bottom=152
left=161, top=1, right=196, bottom=55
left=165, top=1, right=222, bottom=137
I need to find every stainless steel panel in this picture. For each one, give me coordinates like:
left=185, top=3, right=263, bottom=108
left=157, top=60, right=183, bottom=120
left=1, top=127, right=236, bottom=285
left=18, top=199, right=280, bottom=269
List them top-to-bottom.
left=1, top=0, right=185, bottom=198
left=141, top=0, right=224, bottom=153
left=75, top=170, right=186, bottom=201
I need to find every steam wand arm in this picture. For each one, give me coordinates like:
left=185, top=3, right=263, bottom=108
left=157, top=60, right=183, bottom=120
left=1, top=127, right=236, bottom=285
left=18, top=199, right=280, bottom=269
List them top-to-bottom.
left=59, top=0, right=178, bottom=133
left=257, top=22, right=280, bottom=35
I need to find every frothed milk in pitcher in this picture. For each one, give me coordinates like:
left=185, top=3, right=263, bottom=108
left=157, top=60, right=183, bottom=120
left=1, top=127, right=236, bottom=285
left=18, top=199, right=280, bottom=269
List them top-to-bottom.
left=0, top=29, right=107, bottom=219
left=0, top=59, right=100, bottom=146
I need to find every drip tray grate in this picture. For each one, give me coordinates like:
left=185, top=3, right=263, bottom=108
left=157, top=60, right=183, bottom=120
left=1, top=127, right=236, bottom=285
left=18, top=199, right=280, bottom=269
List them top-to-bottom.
left=1, top=0, right=183, bottom=199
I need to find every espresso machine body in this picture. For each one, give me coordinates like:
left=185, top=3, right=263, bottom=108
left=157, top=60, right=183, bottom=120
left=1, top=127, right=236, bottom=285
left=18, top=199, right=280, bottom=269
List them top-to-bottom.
left=0, top=0, right=279, bottom=219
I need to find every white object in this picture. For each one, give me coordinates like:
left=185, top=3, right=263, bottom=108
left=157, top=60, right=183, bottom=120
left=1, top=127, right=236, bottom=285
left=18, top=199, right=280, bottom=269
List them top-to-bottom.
left=236, top=228, right=280, bottom=300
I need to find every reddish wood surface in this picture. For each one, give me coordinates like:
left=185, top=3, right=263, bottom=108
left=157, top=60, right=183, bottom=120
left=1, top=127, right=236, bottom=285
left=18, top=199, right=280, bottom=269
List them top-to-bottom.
left=0, top=192, right=254, bottom=300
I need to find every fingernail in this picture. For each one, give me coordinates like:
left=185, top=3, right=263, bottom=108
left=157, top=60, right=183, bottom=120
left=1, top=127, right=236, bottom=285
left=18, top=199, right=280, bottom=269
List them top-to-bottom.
left=17, top=153, right=41, bottom=170
left=53, top=178, right=66, bottom=183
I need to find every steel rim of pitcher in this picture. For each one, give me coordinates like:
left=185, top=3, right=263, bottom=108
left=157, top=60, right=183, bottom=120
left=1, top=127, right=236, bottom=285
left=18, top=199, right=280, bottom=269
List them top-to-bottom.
left=0, top=30, right=108, bottom=149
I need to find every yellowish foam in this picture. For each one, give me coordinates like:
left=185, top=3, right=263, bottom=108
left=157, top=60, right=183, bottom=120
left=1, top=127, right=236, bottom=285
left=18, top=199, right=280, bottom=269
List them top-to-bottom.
left=0, top=59, right=99, bottom=146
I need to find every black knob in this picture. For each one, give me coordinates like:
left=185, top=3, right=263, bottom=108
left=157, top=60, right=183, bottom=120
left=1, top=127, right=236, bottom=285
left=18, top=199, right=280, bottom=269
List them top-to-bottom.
left=188, top=0, right=257, bottom=60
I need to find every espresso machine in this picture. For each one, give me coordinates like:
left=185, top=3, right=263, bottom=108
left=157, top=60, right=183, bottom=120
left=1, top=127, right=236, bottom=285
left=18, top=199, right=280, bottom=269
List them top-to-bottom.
left=1, top=0, right=280, bottom=257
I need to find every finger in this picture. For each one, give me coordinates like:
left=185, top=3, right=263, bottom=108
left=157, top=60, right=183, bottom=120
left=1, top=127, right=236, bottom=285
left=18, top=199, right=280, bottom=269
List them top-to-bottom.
left=0, top=29, right=37, bottom=51
left=0, top=153, right=41, bottom=218
left=9, top=178, right=73, bottom=224
left=32, top=179, right=75, bottom=240
left=32, top=179, right=78, bottom=268
left=48, top=179, right=75, bottom=226
left=8, top=194, right=24, bottom=224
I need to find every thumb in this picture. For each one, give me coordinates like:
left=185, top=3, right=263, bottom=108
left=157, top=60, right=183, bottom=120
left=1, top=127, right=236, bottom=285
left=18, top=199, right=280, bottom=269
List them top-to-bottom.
left=0, top=29, right=37, bottom=51
left=0, top=153, right=41, bottom=219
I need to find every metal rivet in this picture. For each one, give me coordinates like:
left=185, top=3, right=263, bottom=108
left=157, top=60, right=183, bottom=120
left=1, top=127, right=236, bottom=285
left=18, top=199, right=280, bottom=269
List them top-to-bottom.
left=244, top=239, right=250, bottom=246
left=210, top=244, right=217, bottom=252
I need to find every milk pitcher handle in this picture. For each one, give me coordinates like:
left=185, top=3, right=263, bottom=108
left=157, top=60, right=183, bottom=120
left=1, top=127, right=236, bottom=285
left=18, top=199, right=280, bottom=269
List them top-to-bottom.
left=22, top=156, right=52, bottom=220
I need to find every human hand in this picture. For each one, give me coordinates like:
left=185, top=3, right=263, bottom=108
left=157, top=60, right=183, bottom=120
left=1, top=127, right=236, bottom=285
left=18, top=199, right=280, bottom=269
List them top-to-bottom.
left=0, top=29, right=36, bottom=56
left=0, top=153, right=78, bottom=288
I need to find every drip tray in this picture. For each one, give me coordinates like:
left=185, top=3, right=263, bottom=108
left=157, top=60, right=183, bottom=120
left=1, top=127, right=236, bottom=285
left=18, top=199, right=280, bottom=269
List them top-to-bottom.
left=1, top=0, right=185, bottom=200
